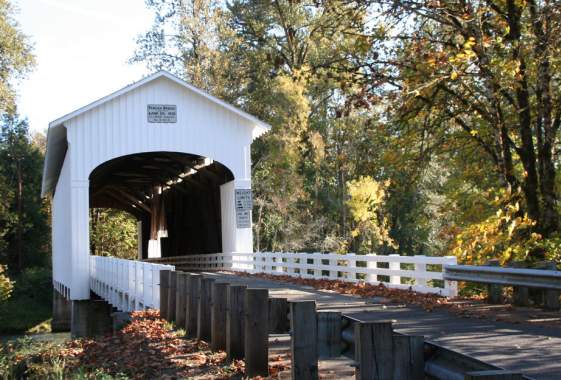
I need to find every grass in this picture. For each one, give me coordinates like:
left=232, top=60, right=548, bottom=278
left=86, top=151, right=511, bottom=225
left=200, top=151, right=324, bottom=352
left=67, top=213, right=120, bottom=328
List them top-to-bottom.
left=0, top=267, right=53, bottom=335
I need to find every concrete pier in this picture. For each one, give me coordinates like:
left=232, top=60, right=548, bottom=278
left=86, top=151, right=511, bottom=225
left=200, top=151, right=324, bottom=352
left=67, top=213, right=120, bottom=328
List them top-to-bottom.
left=51, top=289, right=71, bottom=332
left=71, top=299, right=113, bottom=338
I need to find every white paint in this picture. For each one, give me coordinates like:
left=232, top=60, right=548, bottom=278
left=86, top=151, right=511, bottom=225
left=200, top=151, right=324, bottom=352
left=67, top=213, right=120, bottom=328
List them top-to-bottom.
left=46, top=71, right=270, bottom=300
left=161, top=252, right=459, bottom=297
left=90, top=256, right=174, bottom=311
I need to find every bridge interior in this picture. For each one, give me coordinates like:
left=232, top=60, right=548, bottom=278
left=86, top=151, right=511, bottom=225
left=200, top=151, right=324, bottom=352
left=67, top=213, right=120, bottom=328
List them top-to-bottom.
left=89, top=152, right=234, bottom=258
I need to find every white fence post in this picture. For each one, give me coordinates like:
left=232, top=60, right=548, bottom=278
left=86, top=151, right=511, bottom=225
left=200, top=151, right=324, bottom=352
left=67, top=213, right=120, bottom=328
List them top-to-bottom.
left=389, top=254, right=401, bottom=285
left=415, top=256, right=427, bottom=288
left=444, top=256, right=458, bottom=297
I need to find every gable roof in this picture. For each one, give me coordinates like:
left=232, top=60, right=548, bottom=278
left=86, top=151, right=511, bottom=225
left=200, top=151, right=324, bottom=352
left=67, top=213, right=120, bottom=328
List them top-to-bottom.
left=41, top=70, right=272, bottom=196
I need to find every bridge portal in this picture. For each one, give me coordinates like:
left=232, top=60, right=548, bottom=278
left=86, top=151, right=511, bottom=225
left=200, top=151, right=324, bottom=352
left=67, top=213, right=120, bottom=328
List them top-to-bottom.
left=42, top=71, right=270, bottom=301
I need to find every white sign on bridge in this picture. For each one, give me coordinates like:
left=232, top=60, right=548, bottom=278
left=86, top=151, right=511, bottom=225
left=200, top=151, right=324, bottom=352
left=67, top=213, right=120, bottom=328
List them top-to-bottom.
left=147, top=104, right=177, bottom=123
left=235, top=189, right=252, bottom=228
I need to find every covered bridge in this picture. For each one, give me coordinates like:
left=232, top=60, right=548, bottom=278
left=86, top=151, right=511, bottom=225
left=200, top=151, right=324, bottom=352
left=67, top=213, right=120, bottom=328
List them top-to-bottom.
left=42, top=71, right=270, bottom=301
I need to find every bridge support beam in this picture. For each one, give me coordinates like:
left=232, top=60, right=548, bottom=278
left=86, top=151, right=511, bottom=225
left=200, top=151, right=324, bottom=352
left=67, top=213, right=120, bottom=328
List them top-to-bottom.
left=71, top=299, right=113, bottom=338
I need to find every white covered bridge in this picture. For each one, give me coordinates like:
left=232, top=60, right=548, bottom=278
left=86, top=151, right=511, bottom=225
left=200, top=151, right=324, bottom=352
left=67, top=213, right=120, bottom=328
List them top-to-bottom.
left=43, top=71, right=456, bottom=336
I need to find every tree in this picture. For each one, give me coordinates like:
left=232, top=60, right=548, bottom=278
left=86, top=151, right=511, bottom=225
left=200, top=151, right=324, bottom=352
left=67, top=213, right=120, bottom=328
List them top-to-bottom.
left=0, top=0, right=35, bottom=114
left=362, top=1, right=561, bottom=250
left=0, top=114, right=49, bottom=271
left=90, top=209, right=138, bottom=260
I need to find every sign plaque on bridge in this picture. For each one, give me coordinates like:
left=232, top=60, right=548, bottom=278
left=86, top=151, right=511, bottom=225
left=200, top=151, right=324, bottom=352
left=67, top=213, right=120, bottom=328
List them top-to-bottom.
left=147, top=104, right=177, bottom=123
left=235, top=189, right=252, bottom=228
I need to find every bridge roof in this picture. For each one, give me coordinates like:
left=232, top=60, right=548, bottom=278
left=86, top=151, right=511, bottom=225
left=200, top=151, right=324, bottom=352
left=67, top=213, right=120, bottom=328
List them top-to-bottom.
left=42, top=71, right=271, bottom=196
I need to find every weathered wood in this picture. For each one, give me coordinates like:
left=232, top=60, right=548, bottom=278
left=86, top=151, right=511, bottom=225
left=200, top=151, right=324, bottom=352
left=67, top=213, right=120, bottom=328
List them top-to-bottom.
left=486, top=260, right=503, bottom=304
left=159, top=270, right=170, bottom=320
left=168, top=271, right=177, bottom=322
left=175, top=272, right=187, bottom=328
left=186, top=274, right=201, bottom=337
left=197, top=277, right=215, bottom=341
left=211, top=282, right=229, bottom=351
left=226, top=285, right=246, bottom=361
left=513, top=286, right=530, bottom=306
left=245, top=288, right=269, bottom=378
left=544, top=289, right=561, bottom=310
left=268, top=297, right=290, bottom=333
left=290, top=301, right=318, bottom=380
left=317, top=311, right=341, bottom=358
left=354, top=321, right=394, bottom=380
left=393, top=335, right=424, bottom=380
left=465, top=370, right=523, bottom=379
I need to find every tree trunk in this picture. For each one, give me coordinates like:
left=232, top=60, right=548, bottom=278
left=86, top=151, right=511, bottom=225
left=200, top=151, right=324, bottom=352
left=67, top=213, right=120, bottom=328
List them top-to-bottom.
left=16, top=159, right=23, bottom=272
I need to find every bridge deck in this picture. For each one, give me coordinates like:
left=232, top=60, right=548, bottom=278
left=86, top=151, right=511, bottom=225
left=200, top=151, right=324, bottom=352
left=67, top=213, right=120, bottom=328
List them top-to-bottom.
left=208, top=271, right=561, bottom=380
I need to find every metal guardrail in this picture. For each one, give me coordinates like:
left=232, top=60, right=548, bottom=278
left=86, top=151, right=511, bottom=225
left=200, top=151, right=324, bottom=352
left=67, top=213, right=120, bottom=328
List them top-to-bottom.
left=443, top=264, right=561, bottom=290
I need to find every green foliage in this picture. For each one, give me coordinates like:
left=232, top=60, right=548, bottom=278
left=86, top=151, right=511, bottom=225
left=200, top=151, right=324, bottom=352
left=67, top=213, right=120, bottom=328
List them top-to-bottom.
left=0, top=0, right=35, bottom=114
left=0, top=114, right=50, bottom=272
left=90, top=209, right=138, bottom=260
left=0, top=264, right=13, bottom=302
left=0, top=267, right=52, bottom=334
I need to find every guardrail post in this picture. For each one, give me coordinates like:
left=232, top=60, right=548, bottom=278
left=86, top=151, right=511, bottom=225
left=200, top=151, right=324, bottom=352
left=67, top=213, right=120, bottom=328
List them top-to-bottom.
left=415, top=257, right=427, bottom=287
left=486, top=260, right=503, bottom=304
left=159, top=270, right=170, bottom=320
left=168, top=271, right=177, bottom=322
left=175, top=272, right=187, bottom=328
left=186, top=273, right=201, bottom=337
left=197, top=277, right=215, bottom=341
left=211, top=282, right=228, bottom=351
left=227, top=285, right=246, bottom=361
left=245, top=288, right=269, bottom=378
left=269, top=297, right=290, bottom=333
left=290, top=301, right=318, bottom=380
left=317, top=311, right=341, bottom=358
left=355, top=321, right=394, bottom=380
left=393, top=335, right=424, bottom=379
left=464, top=370, right=523, bottom=379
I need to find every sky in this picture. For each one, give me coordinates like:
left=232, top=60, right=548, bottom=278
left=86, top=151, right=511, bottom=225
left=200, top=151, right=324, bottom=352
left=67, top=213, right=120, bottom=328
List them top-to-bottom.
left=14, top=0, right=154, bottom=132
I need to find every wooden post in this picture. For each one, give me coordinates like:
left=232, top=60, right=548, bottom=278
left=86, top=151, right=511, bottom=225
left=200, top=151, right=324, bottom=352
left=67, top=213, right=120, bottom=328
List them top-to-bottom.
left=486, top=260, right=503, bottom=304
left=542, top=262, right=560, bottom=311
left=159, top=270, right=170, bottom=320
left=168, top=271, right=177, bottom=322
left=175, top=272, right=187, bottom=328
left=186, top=274, right=201, bottom=338
left=197, top=277, right=215, bottom=341
left=211, top=282, right=228, bottom=351
left=227, top=285, right=246, bottom=361
left=513, top=286, right=530, bottom=306
left=245, top=288, right=269, bottom=378
left=269, top=297, right=290, bottom=333
left=290, top=301, right=318, bottom=380
left=317, top=311, right=341, bottom=358
left=354, top=321, right=394, bottom=380
left=393, top=335, right=424, bottom=380
left=465, top=370, right=523, bottom=379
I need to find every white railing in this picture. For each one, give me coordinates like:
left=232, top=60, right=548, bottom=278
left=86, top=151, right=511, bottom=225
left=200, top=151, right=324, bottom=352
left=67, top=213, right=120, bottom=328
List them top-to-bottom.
left=148, top=252, right=458, bottom=297
left=90, top=256, right=175, bottom=312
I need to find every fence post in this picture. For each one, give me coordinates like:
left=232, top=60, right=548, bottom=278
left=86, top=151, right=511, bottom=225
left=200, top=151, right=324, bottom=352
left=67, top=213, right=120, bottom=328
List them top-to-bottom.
left=347, top=254, right=356, bottom=282
left=389, top=254, right=401, bottom=285
left=366, top=255, right=377, bottom=283
left=414, top=256, right=427, bottom=288
left=444, top=256, right=459, bottom=297
left=486, top=260, right=503, bottom=304
left=159, top=270, right=170, bottom=320
left=168, top=271, right=177, bottom=322
left=175, top=272, right=187, bottom=328
left=186, top=274, right=201, bottom=337
left=197, top=277, right=215, bottom=341
left=211, top=282, right=228, bottom=351
left=227, top=285, right=246, bottom=361
left=245, top=288, right=269, bottom=378
left=268, top=297, right=290, bottom=333
left=290, top=301, right=318, bottom=380
left=317, top=311, right=341, bottom=358
left=354, top=321, right=394, bottom=380
left=393, top=335, right=424, bottom=380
